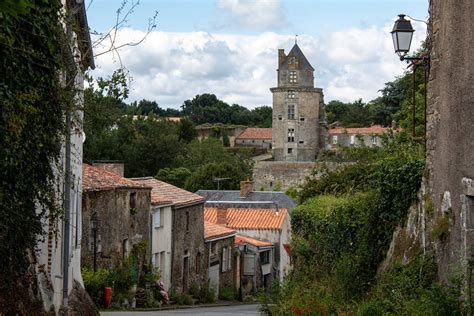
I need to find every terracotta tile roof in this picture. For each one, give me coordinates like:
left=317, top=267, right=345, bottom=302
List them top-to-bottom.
left=328, top=125, right=391, bottom=135
left=236, top=128, right=272, bottom=140
left=83, top=164, right=151, bottom=192
left=131, top=177, right=204, bottom=207
left=204, top=207, right=287, bottom=230
left=204, top=221, right=236, bottom=241
left=235, top=234, right=273, bottom=248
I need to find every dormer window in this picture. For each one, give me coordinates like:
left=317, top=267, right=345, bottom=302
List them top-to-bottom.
left=289, top=56, right=297, bottom=65
left=289, top=71, right=297, bottom=83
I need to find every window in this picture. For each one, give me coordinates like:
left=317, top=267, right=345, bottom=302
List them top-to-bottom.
left=289, top=56, right=296, bottom=64
left=289, top=71, right=297, bottom=83
left=288, top=90, right=296, bottom=99
left=288, top=104, right=295, bottom=120
left=278, top=115, right=282, bottom=121
left=300, top=117, right=305, bottom=121
left=287, top=128, right=295, bottom=142
left=332, top=135, right=338, bottom=145
left=350, top=135, right=355, bottom=145
left=372, top=135, right=377, bottom=145
left=299, top=140, right=304, bottom=144
left=287, top=148, right=293, bottom=154
left=130, top=192, right=137, bottom=211
left=153, top=208, right=161, bottom=228
left=186, top=212, right=190, bottom=232
left=123, top=239, right=129, bottom=260
left=211, top=242, right=217, bottom=256
left=222, top=247, right=228, bottom=272
left=260, top=250, right=270, bottom=264
left=160, top=251, right=165, bottom=271
left=196, top=252, right=201, bottom=274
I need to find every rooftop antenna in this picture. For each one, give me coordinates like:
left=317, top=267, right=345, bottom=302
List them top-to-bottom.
left=213, top=177, right=231, bottom=190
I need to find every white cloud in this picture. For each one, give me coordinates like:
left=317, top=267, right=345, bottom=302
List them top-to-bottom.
left=216, top=0, right=287, bottom=30
left=90, top=22, right=426, bottom=109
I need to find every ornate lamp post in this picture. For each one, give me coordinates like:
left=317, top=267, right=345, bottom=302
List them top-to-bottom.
left=391, top=14, right=429, bottom=141
left=91, top=212, right=99, bottom=272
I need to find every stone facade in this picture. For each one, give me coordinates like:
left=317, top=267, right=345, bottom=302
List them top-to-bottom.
left=423, top=0, right=474, bottom=281
left=271, top=44, right=327, bottom=161
left=253, top=161, right=348, bottom=191
left=81, top=188, right=151, bottom=269
left=171, top=203, right=208, bottom=294
left=205, top=236, right=235, bottom=294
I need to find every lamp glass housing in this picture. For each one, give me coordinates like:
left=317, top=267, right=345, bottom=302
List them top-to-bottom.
left=391, top=14, right=415, bottom=58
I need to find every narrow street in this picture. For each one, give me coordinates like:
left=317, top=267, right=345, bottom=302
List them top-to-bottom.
left=101, top=304, right=261, bottom=316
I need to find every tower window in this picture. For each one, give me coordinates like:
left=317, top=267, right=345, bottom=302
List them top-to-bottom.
left=289, top=56, right=296, bottom=65
left=289, top=71, right=297, bottom=83
left=288, top=90, right=297, bottom=99
left=288, top=105, right=295, bottom=120
left=278, top=115, right=282, bottom=121
left=287, top=128, right=295, bottom=142
left=332, top=135, right=338, bottom=145
left=287, top=148, right=293, bottom=154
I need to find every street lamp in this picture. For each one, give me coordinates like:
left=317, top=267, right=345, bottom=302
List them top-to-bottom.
left=391, top=14, right=429, bottom=141
left=391, top=14, right=415, bottom=61
left=91, top=212, right=99, bottom=272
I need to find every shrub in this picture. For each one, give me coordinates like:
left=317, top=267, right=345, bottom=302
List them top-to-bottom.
left=82, top=267, right=111, bottom=307
left=219, top=287, right=237, bottom=301
left=175, top=293, right=193, bottom=305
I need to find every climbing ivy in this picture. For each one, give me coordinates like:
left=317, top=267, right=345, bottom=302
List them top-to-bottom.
left=0, top=0, right=71, bottom=312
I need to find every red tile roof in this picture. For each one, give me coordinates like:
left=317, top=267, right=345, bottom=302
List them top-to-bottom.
left=328, top=125, right=391, bottom=135
left=236, top=128, right=272, bottom=140
left=83, top=164, right=151, bottom=192
left=131, top=177, right=204, bottom=207
left=204, top=207, right=287, bottom=230
left=204, top=221, right=236, bottom=241
left=235, top=234, right=273, bottom=248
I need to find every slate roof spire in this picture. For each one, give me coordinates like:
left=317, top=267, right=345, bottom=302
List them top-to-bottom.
left=287, top=43, right=314, bottom=71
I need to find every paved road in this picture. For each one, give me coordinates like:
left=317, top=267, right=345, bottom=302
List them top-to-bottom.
left=101, top=304, right=261, bottom=316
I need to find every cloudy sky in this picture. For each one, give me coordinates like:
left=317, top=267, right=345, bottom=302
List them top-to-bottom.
left=87, top=0, right=428, bottom=109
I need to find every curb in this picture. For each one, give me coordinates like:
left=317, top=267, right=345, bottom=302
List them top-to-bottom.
left=101, top=301, right=258, bottom=312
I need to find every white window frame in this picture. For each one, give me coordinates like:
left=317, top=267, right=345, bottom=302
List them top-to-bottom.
left=289, top=71, right=297, bottom=83
left=350, top=135, right=355, bottom=145
left=372, top=135, right=377, bottom=145
left=153, top=208, right=161, bottom=228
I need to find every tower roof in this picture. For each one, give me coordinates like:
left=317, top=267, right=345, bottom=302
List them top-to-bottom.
left=287, top=43, right=314, bottom=71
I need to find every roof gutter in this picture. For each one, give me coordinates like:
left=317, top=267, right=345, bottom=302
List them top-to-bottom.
left=205, top=232, right=237, bottom=243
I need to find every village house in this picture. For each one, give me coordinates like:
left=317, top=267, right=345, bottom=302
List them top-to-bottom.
left=32, top=1, right=96, bottom=313
left=327, top=125, right=394, bottom=149
left=234, top=128, right=273, bottom=149
left=81, top=164, right=152, bottom=269
left=131, top=177, right=208, bottom=294
left=204, top=206, right=291, bottom=287
left=204, top=221, right=237, bottom=297
left=235, top=234, right=275, bottom=294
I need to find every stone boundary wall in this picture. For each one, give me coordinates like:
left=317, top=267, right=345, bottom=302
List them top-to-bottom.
left=253, top=161, right=348, bottom=192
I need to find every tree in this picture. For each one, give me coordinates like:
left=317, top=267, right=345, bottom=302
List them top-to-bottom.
left=178, top=118, right=198, bottom=143
left=184, top=162, right=250, bottom=192
left=156, top=167, right=192, bottom=188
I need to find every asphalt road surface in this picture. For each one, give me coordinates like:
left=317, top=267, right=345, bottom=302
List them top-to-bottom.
left=101, top=304, right=261, bottom=316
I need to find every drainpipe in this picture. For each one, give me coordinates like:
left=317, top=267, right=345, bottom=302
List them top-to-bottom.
left=170, top=207, right=175, bottom=288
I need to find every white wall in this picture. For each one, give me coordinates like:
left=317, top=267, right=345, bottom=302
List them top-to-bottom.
left=151, top=205, right=173, bottom=289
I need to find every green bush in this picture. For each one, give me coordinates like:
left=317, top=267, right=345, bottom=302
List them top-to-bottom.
left=82, top=267, right=111, bottom=306
left=219, top=287, right=237, bottom=301
left=175, top=293, right=193, bottom=305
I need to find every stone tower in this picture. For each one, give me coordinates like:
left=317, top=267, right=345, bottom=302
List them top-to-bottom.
left=270, top=43, right=326, bottom=161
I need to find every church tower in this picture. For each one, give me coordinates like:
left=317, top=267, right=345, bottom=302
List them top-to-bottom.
left=270, top=43, right=326, bottom=161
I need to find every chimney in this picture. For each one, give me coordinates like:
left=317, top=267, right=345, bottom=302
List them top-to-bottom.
left=278, top=49, right=286, bottom=67
left=92, top=161, right=124, bottom=177
left=240, top=180, right=254, bottom=197
left=216, top=207, right=227, bottom=226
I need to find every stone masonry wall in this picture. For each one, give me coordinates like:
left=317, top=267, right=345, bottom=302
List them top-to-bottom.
left=424, top=0, right=474, bottom=281
left=253, top=161, right=348, bottom=192
left=81, top=188, right=151, bottom=269
left=171, top=203, right=208, bottom=293
left=205, top=237, right=235, bottom=293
